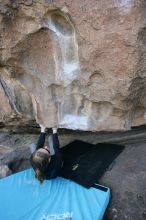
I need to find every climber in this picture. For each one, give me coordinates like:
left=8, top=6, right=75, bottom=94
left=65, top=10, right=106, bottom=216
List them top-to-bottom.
left=30, top=125, right=63, bottom=183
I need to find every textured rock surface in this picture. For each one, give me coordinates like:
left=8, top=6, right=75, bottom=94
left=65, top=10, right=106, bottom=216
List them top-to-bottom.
left=0, top=0, right=146, bottom=131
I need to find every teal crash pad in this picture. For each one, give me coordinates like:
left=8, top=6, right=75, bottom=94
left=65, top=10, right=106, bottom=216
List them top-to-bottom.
left=0, top=168, right=110, bottom=220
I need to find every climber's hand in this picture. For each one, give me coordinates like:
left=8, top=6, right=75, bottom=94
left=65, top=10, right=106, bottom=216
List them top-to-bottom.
left=40, top=124, right=46, bottom=133
left=52, top=128, right=57, bottom=134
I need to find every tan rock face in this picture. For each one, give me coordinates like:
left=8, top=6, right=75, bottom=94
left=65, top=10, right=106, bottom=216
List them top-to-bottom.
left=0, top=0, right=146, bottom=131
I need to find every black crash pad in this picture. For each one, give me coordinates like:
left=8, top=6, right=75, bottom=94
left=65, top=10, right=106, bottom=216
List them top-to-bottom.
left=61, top=140, right=125, bottom=188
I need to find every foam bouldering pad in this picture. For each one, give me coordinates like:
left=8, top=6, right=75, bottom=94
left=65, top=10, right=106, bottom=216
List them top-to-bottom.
left=61, top=140, right=125, bottom=188
left=0, top=168, right=110, bottom=220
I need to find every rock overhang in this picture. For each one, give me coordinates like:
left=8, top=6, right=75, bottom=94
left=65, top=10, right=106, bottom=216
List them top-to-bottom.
left=0, top=0, right=146, bottom=131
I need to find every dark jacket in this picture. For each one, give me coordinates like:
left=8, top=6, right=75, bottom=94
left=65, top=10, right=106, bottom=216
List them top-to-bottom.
left=30, top=132, right=63, bottom=179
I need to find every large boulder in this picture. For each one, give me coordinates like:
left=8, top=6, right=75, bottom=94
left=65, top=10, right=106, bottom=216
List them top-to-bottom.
left=0, top=0, right=146, bottom=131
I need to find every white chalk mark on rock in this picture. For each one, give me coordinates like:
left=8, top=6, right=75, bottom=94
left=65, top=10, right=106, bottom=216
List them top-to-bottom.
left=47, top=12, right=80, bottom=85
left=60, top=114, right=89, bottom=130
